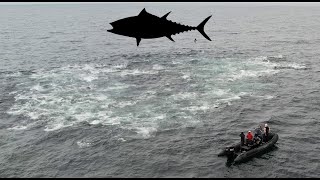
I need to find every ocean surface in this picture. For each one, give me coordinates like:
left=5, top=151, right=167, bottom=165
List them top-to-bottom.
left=1, top=2, right=320, bottom=178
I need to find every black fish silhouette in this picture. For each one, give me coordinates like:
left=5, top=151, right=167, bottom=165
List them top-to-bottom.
left=108, top=8, right=212, bottom=46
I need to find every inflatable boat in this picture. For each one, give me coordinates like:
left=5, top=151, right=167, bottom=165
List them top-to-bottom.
left=218, top=132, right=278, bottom=164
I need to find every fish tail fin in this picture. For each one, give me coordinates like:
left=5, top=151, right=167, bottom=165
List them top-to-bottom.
left=197, top=15, right=212, bottom=41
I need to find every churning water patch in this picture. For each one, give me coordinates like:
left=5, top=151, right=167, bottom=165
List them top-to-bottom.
left=6, top=54, right=300, bottom=136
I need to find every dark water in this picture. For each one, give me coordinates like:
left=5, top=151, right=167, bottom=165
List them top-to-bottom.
left=0, top=2, right=320, bottom=178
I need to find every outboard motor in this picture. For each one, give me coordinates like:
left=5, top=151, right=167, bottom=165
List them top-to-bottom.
left=225, top=147, right=236, bottom=159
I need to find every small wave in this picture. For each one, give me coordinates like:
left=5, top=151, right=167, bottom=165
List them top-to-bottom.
left=269, top=54, right=284, bottom=60
left=256, top=55, right=286, bottom=62
left=274, top=63, right=309, bottom=70
left=113, top=64, right=127, bottom=69
left=152, top=64, right=164, bottom=70
left=119, top=69, right=158, bottom=76
left=229, top=70, right=259, bottom=80
left=79, top=74, right=98, bottom=82
left=30, top=84, right=45, bottom=92
left=213, top=89, right=229, bottom=96
left=215, top=92, right=246, bottom=106
left=252, top=95, right=274, bottom=99
left=113, top=101, right=137, bottom=108
left=181, top=105, right=210, bottom=112
left=89, top=120, right=101, bottom=125
left=44, top=122, right=72, bottom=132
left=7, top=125, right=28, bottom=131
left=134, top=126, right=157, bottom=138
left=118, top=138, right=126, bottom=142
left=77, top=140, right=92, bottom=148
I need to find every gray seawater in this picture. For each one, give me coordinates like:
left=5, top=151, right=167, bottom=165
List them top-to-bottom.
left=1, top=2, right=320, bottom=178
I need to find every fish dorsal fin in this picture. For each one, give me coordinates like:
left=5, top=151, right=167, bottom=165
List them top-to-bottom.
left=138, top=8, right=148, bottom=16
left=161, top=11, right=171, bottom=19
left=166, top=35, right=174, bottom=42
left=136, top=37, right=141, bottom=46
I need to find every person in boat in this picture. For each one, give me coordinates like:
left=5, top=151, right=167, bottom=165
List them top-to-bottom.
left=264, top=123, right=270, bottom=142
left=254, top=125, right=263, bottom=141
left=246, top=130, right=254, bottom=146
left=240, top=132, right=245, bottom=146
left=253, top=135, right=262, bottom=148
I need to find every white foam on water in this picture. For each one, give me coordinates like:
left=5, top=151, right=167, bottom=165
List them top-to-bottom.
left=6, top=54, right=289, bottom=137
left=273, top=54, right=283, bottom=59
left=252, top=55, right=308, bottom=71
left=253, top=56, right=268, bottom=62
left=172, top=60, right=183, bottom=65
left=277, top=62, right=308, bottom=70
left=289, top=63, right=307, bottom=69
left=7, top=64, right=127, bottom=132
left=82, top=64, right=95, bottom=71
left=113, top=64, right=127, bottom=69
left=152, top=64, right=164, bottom=70
left=99, top=67, right=119, bottom=73
left=119, top=69, right=158, bottom=76
left=230, top=70, right=259, bottom=80
left=181, top=72, right=192, bottom=80
left=79, top=74, right=98, bottom=82
left=182, top=74, right=190, bottom=79
left=30, top=83, right=45, bottom=92
left=105, top=83, right=133, bottom=91
left=212, top=89, right=230, bottom=96
left=9, top=91, right=18, bottom=95
left=12, top=93, right=31, bottom=101
left=91, top=93, right=110, bottom=102
left=216, top=94, right=242, bottom=105
left=253, top=95, right=274, bottom=99
left=114, top=101, right=137, bottom=108
left=182, top=105, right=210, bottom=112
left=27, top=111, right=41, bottom=120
left=73, top=112, right=97, bottom=123
left=154, top=114, right=166, bottom=120
left=100, top=116, right=123, bottom=126
left=89, top=120, right=100, bottom=125
left=44, top=122, right=67, bottom=132
left=7, top=125, right=28, bottom=131
left=134, top=126, right=157, bottom=138
left=118, top=138, right=127, bottom=142
left=77, top=140, right=92, bottom=148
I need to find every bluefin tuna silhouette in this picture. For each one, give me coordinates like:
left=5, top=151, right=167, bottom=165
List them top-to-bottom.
left=108, top=8, right=212, bottom=46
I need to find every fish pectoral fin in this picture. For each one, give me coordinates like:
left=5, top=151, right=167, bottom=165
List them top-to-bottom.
left=161, top=11, right=171, bottom=19
left=166, top=36, right=175, bottom=42
left=136, top=38, right=141, bottom=46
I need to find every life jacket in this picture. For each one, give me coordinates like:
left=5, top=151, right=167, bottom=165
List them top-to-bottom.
left=247, top=132, right=253, bottom=140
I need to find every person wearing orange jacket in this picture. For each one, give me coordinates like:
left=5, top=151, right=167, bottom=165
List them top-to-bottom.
left=246, top=130, right=254, bottom=145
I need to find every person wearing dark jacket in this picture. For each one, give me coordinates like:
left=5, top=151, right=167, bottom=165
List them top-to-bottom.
left=264, top=123, right=270, bottom=142
left=254, top=125, right=263, bottom=140
left=240, top=132, right=245, bottom=146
